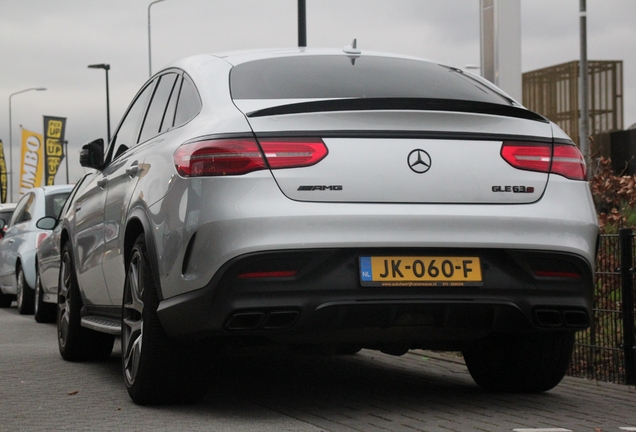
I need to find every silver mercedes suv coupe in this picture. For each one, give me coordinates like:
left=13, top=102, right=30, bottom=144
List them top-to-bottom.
left=58, top=48, right=598, bottom=404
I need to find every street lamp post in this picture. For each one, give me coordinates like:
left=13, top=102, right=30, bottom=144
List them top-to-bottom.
left=148, top=0, right=167, bottom=77
left=298, top=0, right=307, bottom=47
left=579, top=0, right=590, bottom=172
left=87, top=64, right=111, bottom=144
left=8, top=87, right=47, bottom=203
left=62, top=140, right=69, bottom=184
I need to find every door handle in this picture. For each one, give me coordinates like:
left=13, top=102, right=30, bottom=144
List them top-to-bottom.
left=97, top=178, right=108, bottom=188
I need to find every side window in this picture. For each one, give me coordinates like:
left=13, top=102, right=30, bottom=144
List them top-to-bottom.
left=139, top=73, right=179, bottom=143
left=173, top=74, right=201, bottom=128
left=160, top=76, right=182, bottom=134
left=109, top=80, right=156, bottom=160
left=58, top=175, right=89, bottom=220
left=45, top=192, right=71, bottom=219
left=12, top=193, right=35, bottom=225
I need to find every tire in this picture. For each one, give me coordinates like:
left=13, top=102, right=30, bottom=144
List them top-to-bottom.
left=122, top=233, right=207, bottom=405
left=57, top=242, right=114, bottom=361
left=16, top=265, right=35, bottom=315
left=34, top=265, right=56, bottom=323
left=463, top=331, right=576, bottom=393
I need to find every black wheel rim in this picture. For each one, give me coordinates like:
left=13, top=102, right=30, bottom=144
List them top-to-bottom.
left=122, top=248, right=144, bottom=386
left=58, top=251, right=72, bottom=350
left=16, top=269, right=24, bottom=310
left=34, top=270, right=41, bottom=316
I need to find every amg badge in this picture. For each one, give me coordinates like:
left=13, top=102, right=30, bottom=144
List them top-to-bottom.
left=297, top=185, right=343, bottom=191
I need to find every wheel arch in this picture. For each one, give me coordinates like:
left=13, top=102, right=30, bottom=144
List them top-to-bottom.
left=125, top=208, right=163, bottom=301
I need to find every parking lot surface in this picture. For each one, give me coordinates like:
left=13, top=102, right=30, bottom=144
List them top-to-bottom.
left=1, top=306, right=635, bottom=431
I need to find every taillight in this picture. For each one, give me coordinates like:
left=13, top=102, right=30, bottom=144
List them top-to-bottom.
left=174, top=138, right=328, bottom=177
left=258, top=138, right=328, bottom=169
left=174, top=139, right=266, bottom=177
left=501, top=142, right=586, bottom=180
left=551, top=144, right=587, bottom=180
left=36, top=232, right=49, bottom=249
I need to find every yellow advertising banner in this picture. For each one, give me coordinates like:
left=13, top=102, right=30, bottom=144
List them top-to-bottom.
left=43, top=116, right=66, bottom=185
left=19, top=128, right=44, bottom=195
left=0, top=140, right=7, bottom=203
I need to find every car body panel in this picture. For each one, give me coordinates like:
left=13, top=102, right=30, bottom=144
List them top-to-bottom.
left=265, top=136, right=549, bottom=204
left=147, top=172, right=597, bottom=301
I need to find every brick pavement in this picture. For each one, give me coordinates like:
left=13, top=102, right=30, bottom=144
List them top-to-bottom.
left=1, top=306, right=634, bottom=431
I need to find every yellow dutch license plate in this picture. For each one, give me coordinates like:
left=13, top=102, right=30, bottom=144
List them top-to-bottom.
left=359, top=256, right=482, bottom=287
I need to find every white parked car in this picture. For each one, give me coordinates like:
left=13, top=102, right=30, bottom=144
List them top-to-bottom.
left=0, top=185, right=73, bottom=312
left=0, top=203, right=17, bottom=238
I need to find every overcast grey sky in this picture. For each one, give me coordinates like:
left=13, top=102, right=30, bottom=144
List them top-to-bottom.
left=1, top=0, right=635, bottom=194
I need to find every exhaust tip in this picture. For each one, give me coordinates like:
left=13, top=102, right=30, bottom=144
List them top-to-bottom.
left=533, top=308, right=590, bottom=329
left=225, top=309, right=300, bottom=331
left=534, top=309, right=563, bottom=327
left=563, top=310, right=590, bottom=328
left=263, top=311, right=300, bottom=329
left=225, top=312, right=265, bottom=330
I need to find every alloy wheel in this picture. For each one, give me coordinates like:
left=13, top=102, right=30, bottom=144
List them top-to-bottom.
left=122, top=248, right=145, bottom=386
left=58, top=251, right=72, bottom=350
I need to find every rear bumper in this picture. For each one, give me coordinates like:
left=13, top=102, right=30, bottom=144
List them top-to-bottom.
left=157, top=247, right=594, bottom=348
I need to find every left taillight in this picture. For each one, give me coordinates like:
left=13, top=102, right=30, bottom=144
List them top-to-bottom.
left=173, top=138, right=328, bottom=177
left=173, top=138, right=266, bottom=177
left=501, top=142, right=587, bottom=181
left=36, top=232, right=49, bottom=249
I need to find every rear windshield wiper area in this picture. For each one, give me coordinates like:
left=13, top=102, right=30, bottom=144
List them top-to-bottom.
left=246, top=98, right=548, bottom=123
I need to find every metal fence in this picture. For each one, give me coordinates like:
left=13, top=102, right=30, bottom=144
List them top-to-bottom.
left=568, top=229, right=636, bottom=384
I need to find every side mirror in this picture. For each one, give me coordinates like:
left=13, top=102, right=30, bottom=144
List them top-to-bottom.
left=80, top=138, right=105, bottom=169
left=36, top=216, right=57, bottom=230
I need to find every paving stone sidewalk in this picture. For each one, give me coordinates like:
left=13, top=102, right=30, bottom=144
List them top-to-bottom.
left=1, top=307, right=635, bottom=431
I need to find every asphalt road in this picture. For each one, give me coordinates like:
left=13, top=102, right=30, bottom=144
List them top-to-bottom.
left=1, top=306, right=635, bottom=432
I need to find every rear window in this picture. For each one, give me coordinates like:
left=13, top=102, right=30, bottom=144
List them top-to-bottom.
left=230, top=55, right=509, bottom=105
left=45, top=192, right=71, bottom=218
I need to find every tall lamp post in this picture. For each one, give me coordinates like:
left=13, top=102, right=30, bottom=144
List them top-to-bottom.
left=148, top=0, right=166, bottom=77
left=298, top=0, right=307, bottom=47
left=579, top=0, right=590, bottom=172
left=87, top=64, right=111, bottom=143
left=8, top=87, right=47, bottom=202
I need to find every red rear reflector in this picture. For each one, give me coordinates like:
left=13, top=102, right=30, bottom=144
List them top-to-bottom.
left=259, top=138, right=328, bottom=169
left=501, top=142, right=586, bottom=181
left=237, top=270, right=298, bottom=279
left=534, top=270, right=581, bottom=278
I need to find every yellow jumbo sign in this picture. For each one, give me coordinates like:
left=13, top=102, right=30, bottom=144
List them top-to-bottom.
left=19, top=128, right=44, bottom=195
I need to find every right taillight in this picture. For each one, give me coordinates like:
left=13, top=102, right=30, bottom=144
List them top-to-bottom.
left=174, top=137, right=328, bottom=177
left=501, top=142, right=586, bottom=181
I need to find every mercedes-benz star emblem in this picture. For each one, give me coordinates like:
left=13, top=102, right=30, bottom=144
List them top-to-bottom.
left=407, top=149, right=432, bottom=174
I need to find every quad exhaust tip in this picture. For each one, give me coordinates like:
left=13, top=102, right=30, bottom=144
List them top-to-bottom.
left=533, top=308, right=589, bottom=328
